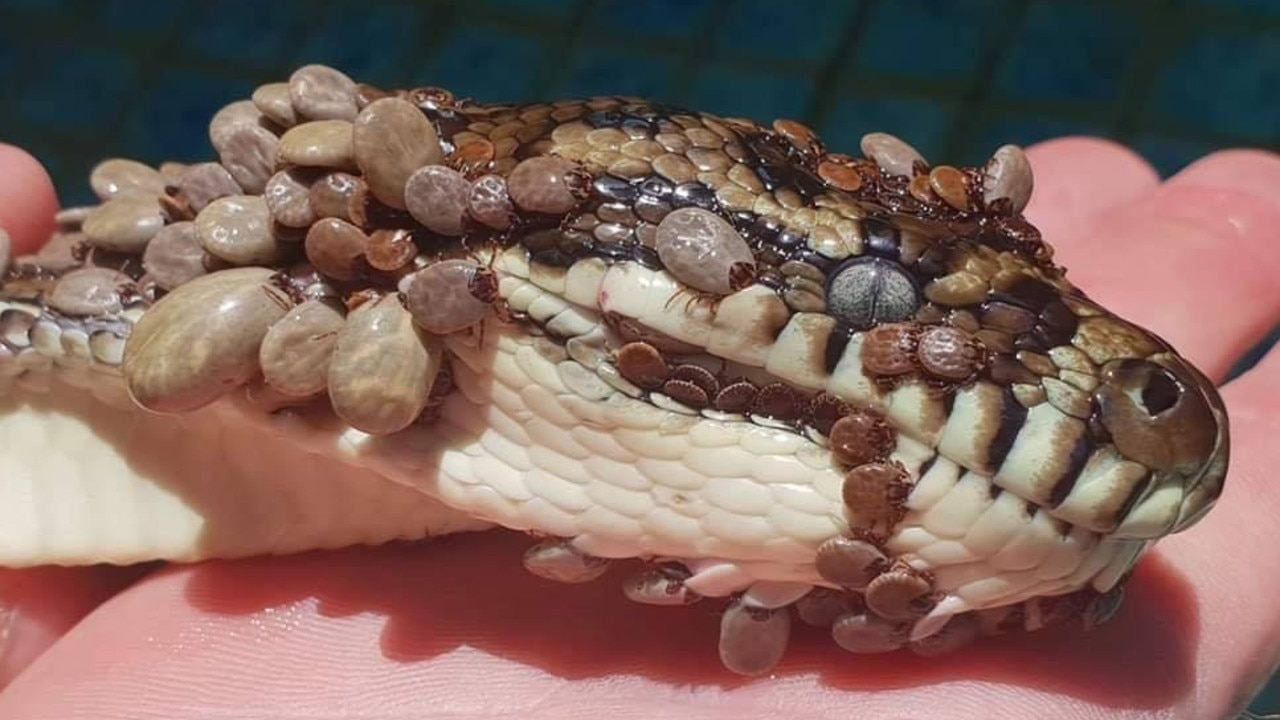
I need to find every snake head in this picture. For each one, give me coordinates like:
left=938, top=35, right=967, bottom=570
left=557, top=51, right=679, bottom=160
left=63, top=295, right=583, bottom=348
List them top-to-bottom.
left=0, top=68, right=1240, bottom=676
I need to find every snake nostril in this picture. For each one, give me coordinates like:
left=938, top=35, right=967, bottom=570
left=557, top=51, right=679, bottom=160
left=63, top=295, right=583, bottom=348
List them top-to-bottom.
left=1097, top=358, right=1219, bottom=473
left=1139, top=367, right=1181, bottom=416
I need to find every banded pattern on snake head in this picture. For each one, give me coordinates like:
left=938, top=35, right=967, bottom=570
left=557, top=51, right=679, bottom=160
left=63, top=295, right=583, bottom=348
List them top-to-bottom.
left=0, top=64, right=1228, bottom=675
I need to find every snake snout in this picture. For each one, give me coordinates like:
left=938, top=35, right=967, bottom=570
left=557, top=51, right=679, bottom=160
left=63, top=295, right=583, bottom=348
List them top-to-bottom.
left=1094, top=355, right=1229, bottom=536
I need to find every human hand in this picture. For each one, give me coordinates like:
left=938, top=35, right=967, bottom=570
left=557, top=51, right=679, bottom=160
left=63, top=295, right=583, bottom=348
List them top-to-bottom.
left=0, top=139, right=1276, bottom=719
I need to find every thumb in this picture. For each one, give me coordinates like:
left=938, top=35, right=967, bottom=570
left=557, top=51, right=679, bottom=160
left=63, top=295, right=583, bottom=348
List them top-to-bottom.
left=0, top=143, right=60, bottom=254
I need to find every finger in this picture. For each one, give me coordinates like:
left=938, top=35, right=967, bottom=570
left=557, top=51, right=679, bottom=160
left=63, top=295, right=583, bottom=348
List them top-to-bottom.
left=1023, top=136, right=1161, bottom=244
left=0, top=144, right=59, bottom=253
left=0, top=144, right=143, bottom=688
left=1046, top=148, right=1280, bottom=380
left=1154, top=345, right=1280, bottom=717
left=0, top=522, right=1232, bottom=720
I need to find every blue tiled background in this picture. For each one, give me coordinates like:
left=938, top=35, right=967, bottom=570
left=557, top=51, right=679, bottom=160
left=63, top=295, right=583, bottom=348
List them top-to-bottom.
left=0, top=0, right=1277, bottom=713
left=2, top=0, right=1277, bottom=205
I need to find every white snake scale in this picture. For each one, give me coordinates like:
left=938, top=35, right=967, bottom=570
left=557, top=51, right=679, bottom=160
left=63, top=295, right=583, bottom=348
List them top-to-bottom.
left=0, top=65, right=1230, bottom=675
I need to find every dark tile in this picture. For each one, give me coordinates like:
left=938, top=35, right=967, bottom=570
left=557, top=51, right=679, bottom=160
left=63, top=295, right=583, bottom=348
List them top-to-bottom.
left=1, top=0, right=80, bottom=14
left=95, top=0, right=191, bottom=34
left=186, top=0, right=315, bottom=67
left=474, top=0, right=577, bottom=14
left=584, top=0, right=715, bottom=42
left=713, top=0, right=858, bottom=65
left=856, top=0, right=1001, bottom=81
left=1181, top=0, right=1280, bottom=19
left=996, top=1, right=1139, bottom=104
left=289, top=4, right=430, bottom=84
left=427, top=26, right=548, bottom=103
left=0, top=28, right=21, bottom=75
left=1147, top=30, right=1280, bottom=140
left=15, top=44, right=138, bottom=134
left=558, top=47, right=679, bottom=100
left=688, top=64, right=815, bottom=123
left=116, top=66, right=251, bottom=165
left=819, top=93, right=953, bottom=160
left=16, top=131, right=90, bottom=207
left=1130, top=132, right=1217, bottom=178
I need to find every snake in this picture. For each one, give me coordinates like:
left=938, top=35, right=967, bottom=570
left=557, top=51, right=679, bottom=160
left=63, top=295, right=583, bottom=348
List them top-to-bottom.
left=0, top=64, right=1230, bottom=675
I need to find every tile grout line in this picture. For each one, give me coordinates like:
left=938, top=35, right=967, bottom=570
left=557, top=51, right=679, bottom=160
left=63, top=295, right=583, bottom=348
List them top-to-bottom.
left=392, top=0, right=462, bottom=89
left=528, top=0, right=596, bottom=100
left=666, top=0, right=736, bottom=107
left=804, top=0, right=876, bottom=133
left=941, top=0, right=1030, bottom=162
left=1110, top=0, right=1185, bottom=146
left=94, top=2, right=226, bottom=165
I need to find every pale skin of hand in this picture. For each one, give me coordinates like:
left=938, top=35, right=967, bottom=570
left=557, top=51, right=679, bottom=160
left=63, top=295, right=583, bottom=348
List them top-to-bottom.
left=0, top=140, right=1277, bottom=720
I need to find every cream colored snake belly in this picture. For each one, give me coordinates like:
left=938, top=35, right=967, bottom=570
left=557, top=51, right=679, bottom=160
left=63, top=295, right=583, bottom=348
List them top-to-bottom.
left=0, top=64, right=1229, bottom=675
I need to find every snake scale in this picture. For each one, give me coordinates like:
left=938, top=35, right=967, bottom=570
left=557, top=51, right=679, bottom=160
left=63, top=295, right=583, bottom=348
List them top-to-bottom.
left=0, top=65, right=1229, bottom=675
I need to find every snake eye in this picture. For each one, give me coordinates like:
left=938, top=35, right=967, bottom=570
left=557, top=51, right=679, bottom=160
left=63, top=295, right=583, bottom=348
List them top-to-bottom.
left=825, top=257, right=919, bottom=330
left=1139, top=366, right=1181, bottom=416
